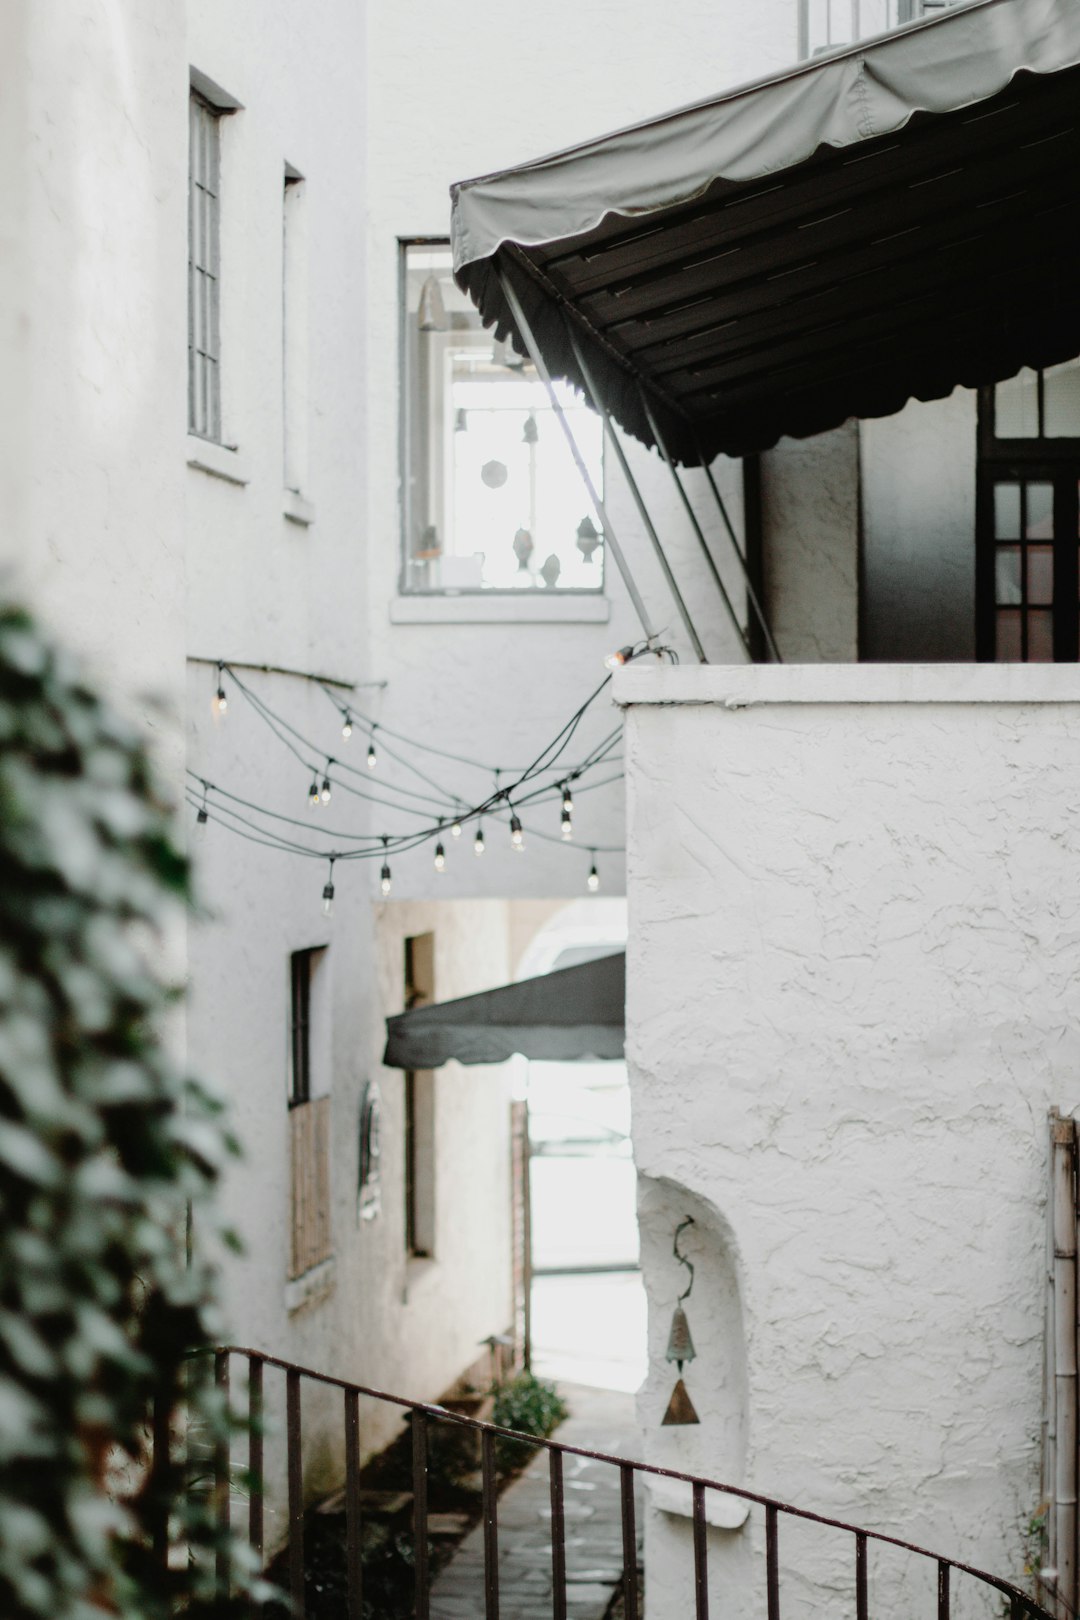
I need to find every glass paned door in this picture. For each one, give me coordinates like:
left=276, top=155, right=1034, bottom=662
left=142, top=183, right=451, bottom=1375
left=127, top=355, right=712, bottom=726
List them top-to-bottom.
left=985, top=475, right=1079, bottom=661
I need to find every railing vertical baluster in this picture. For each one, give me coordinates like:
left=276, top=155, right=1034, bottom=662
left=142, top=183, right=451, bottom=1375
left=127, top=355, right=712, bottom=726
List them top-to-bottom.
left=214, top=1350, right=230, bottom=1599
left=247, top=1356, right=263, bottom=1569
left=287, top=1368, right=304, bottom=1616
left=345, top=1389, right=362, bottom=1620
left=413, top=1411, right=430, bottom=1620
left=482, top=1429, right=500, bottom=1619
left=549, top=1449, right=567, bottom=1620
left=620, top=1464, right=639, bottom=1620
left=693, top=1482, right=709, bottom=1620
left=766, top=1503, right=780, bottom=1620
left=855, top=1530, right=867, bottom=1620
left=937, top=1561, right=950, bottom=1620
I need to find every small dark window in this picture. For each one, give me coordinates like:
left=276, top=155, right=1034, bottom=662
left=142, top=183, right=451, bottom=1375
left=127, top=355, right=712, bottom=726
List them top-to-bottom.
left=290, top=949, right=316, bottom=1107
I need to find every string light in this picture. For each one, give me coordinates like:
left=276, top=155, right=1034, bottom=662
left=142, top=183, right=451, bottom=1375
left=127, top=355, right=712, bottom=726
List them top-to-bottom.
left=604, top=645, right=635, bottom=670
left=213, top=661, right=228, bottom=717
left=341, top=711, right=353, bottom=740
left=367, top=731, right=378, bottom=770
left=321, top=763, right=333, bottom=805
left=308, top=775, right=321, bottom=807
left=195, top=782, right=209, bottom=837
left=562, top=782, right=574, bottom=816
left=561, top=807, right=573, bottom=841
left=510, top=811, right=524, bottom=852
left=451, top=814, right=463, bottom=839
left=474, top=823, right=485, bottom=857
left=380, top=837, right=392, bottom=896
left=434, top=839, right=446, bottom=873
left=322, top=855, right=337, bottom=918
left=587, top=855, right=600, bottom=892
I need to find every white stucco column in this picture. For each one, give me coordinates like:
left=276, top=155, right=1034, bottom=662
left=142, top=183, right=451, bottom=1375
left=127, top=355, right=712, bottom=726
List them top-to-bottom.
left=617, top=663, right=1080, bottom=1620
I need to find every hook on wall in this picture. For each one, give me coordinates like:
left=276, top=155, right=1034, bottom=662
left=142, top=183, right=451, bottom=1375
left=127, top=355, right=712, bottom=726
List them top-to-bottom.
left=673, top=1214, right=695, bottom=1302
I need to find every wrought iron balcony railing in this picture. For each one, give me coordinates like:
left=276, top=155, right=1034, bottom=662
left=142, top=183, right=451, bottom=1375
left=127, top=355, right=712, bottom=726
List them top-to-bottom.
left=167, top=1345, right=1056, bottom=1620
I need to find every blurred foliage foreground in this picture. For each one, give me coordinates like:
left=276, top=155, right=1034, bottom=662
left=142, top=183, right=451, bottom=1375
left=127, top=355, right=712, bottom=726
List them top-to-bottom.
left=0, top=607, right=266, bottom=1618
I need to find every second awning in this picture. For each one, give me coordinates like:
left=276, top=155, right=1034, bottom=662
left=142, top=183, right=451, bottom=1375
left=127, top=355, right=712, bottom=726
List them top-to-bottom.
left=383, top=951, right=625, bottom=1069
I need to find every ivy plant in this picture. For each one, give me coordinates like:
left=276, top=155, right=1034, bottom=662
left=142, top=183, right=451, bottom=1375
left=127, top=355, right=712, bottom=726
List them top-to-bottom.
left=0, top=605, right=267, bottom=1618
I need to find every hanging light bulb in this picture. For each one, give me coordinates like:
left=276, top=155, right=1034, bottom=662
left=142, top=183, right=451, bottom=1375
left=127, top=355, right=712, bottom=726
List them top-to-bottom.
left=604, top=645, right=635, bottom=670
left=213, top=662, right=228, bottom=717
left=341, top=711, right=353, bottom=740
left=367, top=733, right=377, bottom=770
left=320, top=764, right=333, bottom=805
left=308, top=775, right=321, bottom=807
left=562, top=783, right=574, bottom=816
left=195, top=804, right=209, bottom=838
left=561, top=808, right=573, bottom=842
left=510, top=812, right=524, bottom=852
left=451, top=816, right=463, bottom=839
left=474, top=824, right=485, bottom=857
left=380, top=838, right=392, bottom=896
left=434, top=840, right=446, bottom=873
left=322, top=857, right=337, bottom=919
left=587, top=859, right=600, bottom=892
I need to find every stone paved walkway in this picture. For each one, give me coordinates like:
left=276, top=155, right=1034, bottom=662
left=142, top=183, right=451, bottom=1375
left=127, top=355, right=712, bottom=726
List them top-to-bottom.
left=430, top=1384, right=643, bottom=1620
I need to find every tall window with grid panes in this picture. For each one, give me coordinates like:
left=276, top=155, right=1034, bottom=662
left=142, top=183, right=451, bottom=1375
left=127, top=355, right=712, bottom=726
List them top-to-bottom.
left=799, top=0, right=961, bottom=58
left=188, top=91, right=222, bottom=441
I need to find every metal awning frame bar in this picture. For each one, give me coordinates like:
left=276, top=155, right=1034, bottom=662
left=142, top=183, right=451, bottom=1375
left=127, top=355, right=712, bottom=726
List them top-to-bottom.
left=494, top=265, right=658, bottom=645
left=564, top=317, right=709, bottom=665
left=637, top=386, right=753, bottom=662
left=692, top=433, right=782, bottom=663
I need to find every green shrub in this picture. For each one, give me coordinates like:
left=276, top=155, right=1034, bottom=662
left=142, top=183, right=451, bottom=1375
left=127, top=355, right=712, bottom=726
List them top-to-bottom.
left=0, top=605, right=267, bottom=1618
left=491, top=1372, right=568, bottom=1473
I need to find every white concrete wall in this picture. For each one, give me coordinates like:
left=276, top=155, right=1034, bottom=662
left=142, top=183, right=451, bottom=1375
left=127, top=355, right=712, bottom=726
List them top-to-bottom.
left=363, top=0, right=802, bottom=904
left=762, top=424, right=860, bottom=663
left=619, top=663, right=1080, bottom=1618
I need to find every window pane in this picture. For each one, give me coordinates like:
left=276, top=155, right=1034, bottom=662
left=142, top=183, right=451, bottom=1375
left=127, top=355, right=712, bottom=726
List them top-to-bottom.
left=1044, top=359, right=1080, bottom=438
left=994, top=367, right=1039, bottom=438
left=1026, top=482, right=1054, bottom=539
left=993, top=483, right=1021, bottom=539
left=1027, top=544, right=1054, bottom=605
left=994, top=546, right=1021, bottom=605
left=995, top=608, right=1022, bottom=661
left=1027, top=609, right=1054, bottom=662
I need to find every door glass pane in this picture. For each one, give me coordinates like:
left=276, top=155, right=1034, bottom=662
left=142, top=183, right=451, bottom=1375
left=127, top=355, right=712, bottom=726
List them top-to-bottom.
left=1044, top=359, right=1080, bottom=437
left=994, top=368, right=1039, bottom=437
left=993, top=482, right=1021, bottom=538
left=1026, top=482, right=1054, bottom=539
left=1027, top=544, right=1054, bottom=605
left=994, top=546, right=1021, bottom=605
left=995, top=608, right=1022, bottom=661
left=1027, top=609, right=1054, bottom=662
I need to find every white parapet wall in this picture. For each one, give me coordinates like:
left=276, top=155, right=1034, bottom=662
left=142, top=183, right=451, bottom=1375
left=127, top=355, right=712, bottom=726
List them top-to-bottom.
left=616, top=663, right=1080, bottom=1620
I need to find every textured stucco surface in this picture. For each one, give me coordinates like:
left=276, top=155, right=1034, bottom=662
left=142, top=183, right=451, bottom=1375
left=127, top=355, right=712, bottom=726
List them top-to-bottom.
left=762, top=423, right=859, bottom=664
left=619, top=665, right=1080, bottom=1617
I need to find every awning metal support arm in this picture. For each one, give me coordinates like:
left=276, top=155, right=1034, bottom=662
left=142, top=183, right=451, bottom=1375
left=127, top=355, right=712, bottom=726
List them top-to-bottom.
left=495, top=265, right=657, bottom=645
left=564, top=320, right=708, bottom=665
left=638, top=388, right=753, bottom=662
left=693, top=435, right=782, bottom=663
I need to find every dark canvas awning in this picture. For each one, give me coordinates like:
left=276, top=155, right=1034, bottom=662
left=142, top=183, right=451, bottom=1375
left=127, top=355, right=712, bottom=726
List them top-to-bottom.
left=450, top=0, right=1080, bottom=464
left=383, top=951, right=625, bottom=1069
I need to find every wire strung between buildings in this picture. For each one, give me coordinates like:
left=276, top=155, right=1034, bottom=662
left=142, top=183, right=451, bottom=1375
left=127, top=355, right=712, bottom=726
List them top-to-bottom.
left=188, top=645, right=667, bottom=892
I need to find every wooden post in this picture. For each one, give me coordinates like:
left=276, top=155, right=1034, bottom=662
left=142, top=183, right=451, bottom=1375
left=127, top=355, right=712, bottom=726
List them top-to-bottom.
left=1052, top=1113, right=1077, bottom=1619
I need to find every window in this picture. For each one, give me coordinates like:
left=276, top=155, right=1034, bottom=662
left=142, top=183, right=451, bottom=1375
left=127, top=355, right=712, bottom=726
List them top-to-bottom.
left=799, top=0, right=957, bottom=57
left=188, top=91, right=222, bottom=441
left=283, top=166, right=309, bottom=494
left=400, top=241, right=605, bottom=594
left=977, top=362, right=1080, bottom=662
left=404, top=934, right=436, bottom=1259
left=288, top=948, right=332, bottom=1278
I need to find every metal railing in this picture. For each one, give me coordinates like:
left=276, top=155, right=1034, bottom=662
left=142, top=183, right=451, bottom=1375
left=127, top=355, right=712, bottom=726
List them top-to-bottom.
left=798, top=0, right=957, bottom=59
left=184, top=1344, right=1056, bottom=1620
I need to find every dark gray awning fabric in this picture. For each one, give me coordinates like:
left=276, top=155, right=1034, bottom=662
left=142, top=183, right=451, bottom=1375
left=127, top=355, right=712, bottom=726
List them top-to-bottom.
left=450, top=0, right=1080, bottom=464
left=383, top=951, right=625, bottom=1069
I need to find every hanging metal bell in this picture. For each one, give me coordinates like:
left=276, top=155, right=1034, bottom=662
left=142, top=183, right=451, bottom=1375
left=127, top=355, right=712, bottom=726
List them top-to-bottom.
left=666, top=1302, right=696, bottom=1371
left=661, top=1378, right=700, bottom=1426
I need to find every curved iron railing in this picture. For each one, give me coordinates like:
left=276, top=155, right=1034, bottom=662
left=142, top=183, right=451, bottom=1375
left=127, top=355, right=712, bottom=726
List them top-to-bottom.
left=182, top=1344, right=1055, bottom=1620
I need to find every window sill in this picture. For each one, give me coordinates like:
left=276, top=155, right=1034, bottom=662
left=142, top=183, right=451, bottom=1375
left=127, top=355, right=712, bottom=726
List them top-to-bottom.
left=187, top=435, right=250, bottom=486
left=284, top=489, right=315, bottom=527
left=390, top=594, right=610, bottom=625
left=284, top=1255, right=336, bottom=1315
